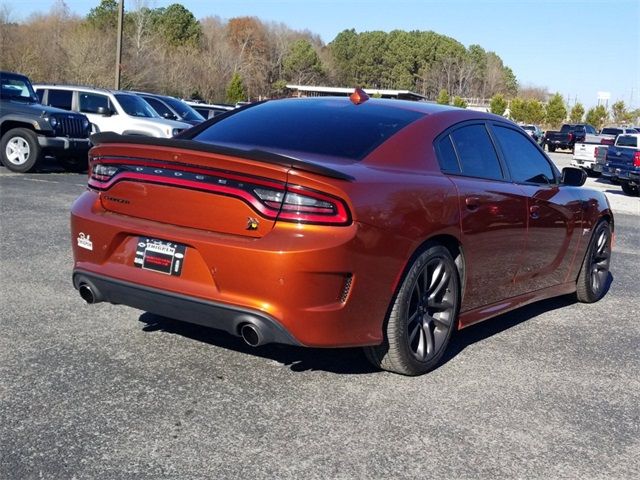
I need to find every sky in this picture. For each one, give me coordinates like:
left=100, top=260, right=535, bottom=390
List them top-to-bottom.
left=5, top=0, right=640, bottom=110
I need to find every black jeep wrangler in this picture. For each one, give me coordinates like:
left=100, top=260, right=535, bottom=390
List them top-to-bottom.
left=1, top=71, right=91, bottom=172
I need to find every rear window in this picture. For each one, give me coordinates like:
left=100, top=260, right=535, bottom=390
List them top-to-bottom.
left=192, top=99, right=424, bottom=161
left=560, top=125, right=572, bottom=132
left=601, top=128, right=622, bottom=135
left=617, top=135, right=638, bottom=147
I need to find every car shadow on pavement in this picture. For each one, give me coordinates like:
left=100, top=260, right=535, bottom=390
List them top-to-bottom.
left=137, top=280, right=611, bottom=376
left=440, top=294, right=577, bottom=367
left=137, top=312, right=379, bottom=375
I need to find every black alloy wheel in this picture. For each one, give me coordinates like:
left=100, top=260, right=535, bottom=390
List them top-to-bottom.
left=576, top=220, right=612, bottom=303
left=364, top=244, right=460, bottom=376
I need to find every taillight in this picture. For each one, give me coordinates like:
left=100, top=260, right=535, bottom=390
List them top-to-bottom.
left=568, top=133, right=574, bottom=142
left=601, top=138, right=614, bottom=145
left=633, top=152, right=640, bottom=168
left=88, top=159, right=351, bottom=226
left=90, top=163, right=119, bottom=182
left=253, top=185, right=350, bottom=225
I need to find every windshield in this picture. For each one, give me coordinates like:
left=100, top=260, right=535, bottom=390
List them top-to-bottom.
left=0, top=73, right=39, bottom=103
left=114, top=94, right=159, bottom=118
left=162, top=96, right=204, bottom=121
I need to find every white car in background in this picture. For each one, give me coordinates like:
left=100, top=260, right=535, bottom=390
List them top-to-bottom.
left=34, top=84, right=190, bottom=138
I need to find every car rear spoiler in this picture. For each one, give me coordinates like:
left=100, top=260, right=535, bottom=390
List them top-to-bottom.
left=90, top=132, right=355, bottom=182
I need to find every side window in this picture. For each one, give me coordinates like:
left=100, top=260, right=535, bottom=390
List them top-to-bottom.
left=36, top=89, right=45, bottom=103
left=47, top=89, right=73, bottom=110
left=79, top=92, right=110, bottom=114
left=144, top=97, right=174, bottom=118
left=449, top=124, right=503, bottom=180
left=493, top=125, right=555, bottom=184
left=586, top=125, right=596, bottom=134
left=435, top=135, right=461, bottom=173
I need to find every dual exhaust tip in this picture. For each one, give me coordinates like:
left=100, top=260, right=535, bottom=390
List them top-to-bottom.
left=78, top=282, right=266, bottom=348
left=79, top=283, right=98, bottom=304
left=239, top=323, right=263, bottom=347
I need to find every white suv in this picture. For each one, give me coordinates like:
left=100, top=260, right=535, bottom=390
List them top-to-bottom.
left=34, top=85, right=190, bottom=138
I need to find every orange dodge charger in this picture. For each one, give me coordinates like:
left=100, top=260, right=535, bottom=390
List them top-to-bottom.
left=71, top=93, right=613, bottom=375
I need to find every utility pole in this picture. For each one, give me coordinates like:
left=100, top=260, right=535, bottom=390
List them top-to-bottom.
left=114, top=0, right=124, bottom=90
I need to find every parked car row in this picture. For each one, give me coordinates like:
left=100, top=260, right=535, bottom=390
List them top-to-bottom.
left=1, top=70, right=243, bottom=173
left=570, top=126, right=638, bottom=179
left=594, top=133, right=640, bottom=196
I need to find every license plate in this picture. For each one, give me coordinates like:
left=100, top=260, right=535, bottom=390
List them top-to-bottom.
left=134, top=237, right=186, bottom=276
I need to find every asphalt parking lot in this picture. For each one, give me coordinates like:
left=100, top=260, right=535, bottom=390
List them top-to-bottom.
left=1, top=153, right=639, bottom=479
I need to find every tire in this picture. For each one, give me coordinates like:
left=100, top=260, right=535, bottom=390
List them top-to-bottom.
left=1, top=128, right=43, bottom=173
left=548, top=145, right=556, bottom=152
left=58, top=156, right=87, bottom=173
left=585, top=169, right=601, bottom=178
left=621, top=182, right=639, bottom=196
left=576, top=220, right=612, bottom=303
left=364, top=244, right=460, bottom=376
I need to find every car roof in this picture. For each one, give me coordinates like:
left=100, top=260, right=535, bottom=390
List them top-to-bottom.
left=1, top=71, right=29, bottom=80
left=33, top=84, right=142, bottom=97
left=266, top=96, right=501, bottom=118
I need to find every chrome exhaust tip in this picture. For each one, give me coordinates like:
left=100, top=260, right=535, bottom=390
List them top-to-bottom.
left=78, top=283, right=96, bottom=304
left=240, top=323, right=262, bottom=347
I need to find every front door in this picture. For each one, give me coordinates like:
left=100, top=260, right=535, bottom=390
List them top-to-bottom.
left=490, top=124, right=582, bottom=293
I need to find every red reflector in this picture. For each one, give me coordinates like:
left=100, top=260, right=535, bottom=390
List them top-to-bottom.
left=350, top=87, right=370, bottom=105
left=633, top=152, right=640, bottom=168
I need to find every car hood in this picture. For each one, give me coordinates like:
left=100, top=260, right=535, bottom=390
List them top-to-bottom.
left=1, top=99, right=86, bottom=119
left=144, top=116, right=191, bottom=129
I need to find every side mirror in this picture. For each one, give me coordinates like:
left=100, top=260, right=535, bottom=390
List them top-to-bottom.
left=96, top=106, right=112, bottom=116
left=561, top=167, right=587, bottom=186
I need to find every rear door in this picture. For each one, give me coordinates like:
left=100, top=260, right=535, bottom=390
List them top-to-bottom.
left=41, top=88, right=73, bottom=111
left=436, top=122, right=528, bottom=312
left=490, top=123, right=582, bottom=292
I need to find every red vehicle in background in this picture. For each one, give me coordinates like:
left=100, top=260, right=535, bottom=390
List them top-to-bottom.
left=71, top=91, right=613, bottom=375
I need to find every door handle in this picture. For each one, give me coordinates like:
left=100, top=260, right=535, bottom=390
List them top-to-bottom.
left=465, top=196, right=480, bottom=211
left=529, top=205, right=540, bottom=219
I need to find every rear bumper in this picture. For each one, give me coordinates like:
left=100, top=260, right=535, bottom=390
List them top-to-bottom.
left=571, top=159, right=596, bottom=169
left=70, top=190, right=415, bottom=347
left=73, top=270, right=300, bottom=346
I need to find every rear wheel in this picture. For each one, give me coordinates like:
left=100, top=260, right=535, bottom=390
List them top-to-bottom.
left=1, top=128, right=42, bottom=173
left=548, top=145, right=556, bottom=152
left=621, top=182, right=639, bottom=196
left=576, top=220, right=611, bottom=303
left=364, top=244, right=460, bottom=376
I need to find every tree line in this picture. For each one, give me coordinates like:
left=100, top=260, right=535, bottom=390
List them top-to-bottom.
left=1, top=0, right=518, bottom=105
left=486, top=93, right=639, bottom=130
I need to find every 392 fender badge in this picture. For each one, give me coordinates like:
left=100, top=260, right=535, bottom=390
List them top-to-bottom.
left=247, top=217, right=259, bottom=231
left=77, top=232, right=93, bottom=251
